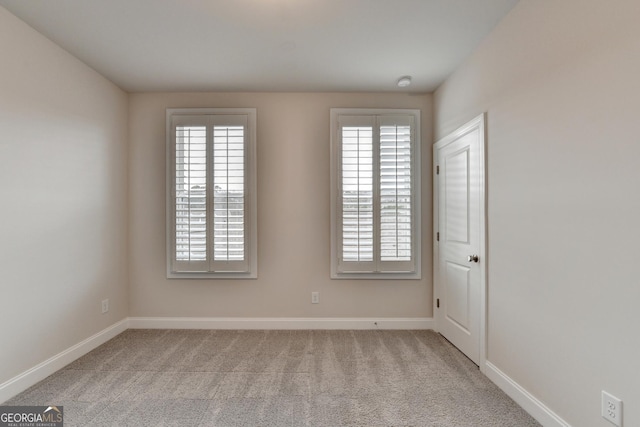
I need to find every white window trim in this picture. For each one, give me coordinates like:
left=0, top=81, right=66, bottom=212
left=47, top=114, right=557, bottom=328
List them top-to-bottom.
left=166, top=108, right=257, bottom=279
left=330, top=108, right=421, bottom=280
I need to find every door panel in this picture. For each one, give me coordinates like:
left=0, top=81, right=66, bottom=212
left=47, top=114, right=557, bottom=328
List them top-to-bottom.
left=434, top=114, right=485, bottom=366
left=445, top=148, right=470, bottom=244
left=445, top=261, right=470, bottom=331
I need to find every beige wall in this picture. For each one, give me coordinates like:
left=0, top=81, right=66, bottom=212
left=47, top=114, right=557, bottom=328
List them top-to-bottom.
left=434, top=0, right=640, bottom=425
left=0, top=8, right=129, bottom=384
left=129, top=92, right=432, bottom=318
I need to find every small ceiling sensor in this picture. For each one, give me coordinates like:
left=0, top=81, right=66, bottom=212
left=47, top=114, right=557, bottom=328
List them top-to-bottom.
left=397, top=76, right=412, bottom=88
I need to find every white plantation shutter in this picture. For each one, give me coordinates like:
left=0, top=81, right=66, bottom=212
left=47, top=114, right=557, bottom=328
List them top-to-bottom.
left=168, top=110, right=256, bottom=278
left=332, top=110, right=420, bottom=278
left=211, top=115, right=249, bottom=272
left=378, top=115, right=414, bottom=272
left=338, top=116, right=375, bottom=272
left=175, top=125, right=208, bottom=266
left=213, top=125, right=245, bottom=261
left=342, top=126, right=374, bottom=262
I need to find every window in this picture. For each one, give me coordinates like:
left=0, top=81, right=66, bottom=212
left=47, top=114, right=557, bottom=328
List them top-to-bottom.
left=166, top=108, right=257, bottom=278
left=330, top=109, right=421, bottom=279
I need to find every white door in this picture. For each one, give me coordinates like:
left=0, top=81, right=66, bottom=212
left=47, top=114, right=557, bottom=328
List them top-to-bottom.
left=434, top=114, right=486, bottom=366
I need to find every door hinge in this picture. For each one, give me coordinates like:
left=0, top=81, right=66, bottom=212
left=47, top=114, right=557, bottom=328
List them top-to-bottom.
left=436, top=165, right=440, bottom=175
left=436, top=232, right=439, bottom=241
left=437, top=298, right=440, bottom=308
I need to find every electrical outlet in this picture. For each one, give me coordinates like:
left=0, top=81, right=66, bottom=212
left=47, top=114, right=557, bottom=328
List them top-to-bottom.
left=311, top=292, right=319, bottom=304
left=101, top=299, right=109, bottom=314
left=602, top=391, right=622, bottom=426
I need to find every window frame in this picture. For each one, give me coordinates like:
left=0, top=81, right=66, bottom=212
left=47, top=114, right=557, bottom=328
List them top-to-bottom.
left=166, top=108, right=257, bottom=279
left=330, top=108, right=421, bottom=279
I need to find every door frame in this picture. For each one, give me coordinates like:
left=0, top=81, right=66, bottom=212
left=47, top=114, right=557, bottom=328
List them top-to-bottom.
left=433, top=113, right=487, bottom=372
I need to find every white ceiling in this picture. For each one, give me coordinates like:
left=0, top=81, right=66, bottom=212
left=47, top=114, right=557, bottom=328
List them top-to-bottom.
left=0, top=0, right=520, bottom=93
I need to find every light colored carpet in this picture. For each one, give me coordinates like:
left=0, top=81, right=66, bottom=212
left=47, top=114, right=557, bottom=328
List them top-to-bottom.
left=5, top=329, right=540, bottom=426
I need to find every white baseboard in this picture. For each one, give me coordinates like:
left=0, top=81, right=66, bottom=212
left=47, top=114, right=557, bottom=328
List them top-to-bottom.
left=128, top=316, right=434, bottom=330
left=0, top=318, right=129, bottom=404
left=484, top=361, right=571, bottom=427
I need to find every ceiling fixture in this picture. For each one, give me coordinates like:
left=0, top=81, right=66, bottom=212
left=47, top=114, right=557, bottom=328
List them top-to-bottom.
left=397, top=76, right=412, bottom=88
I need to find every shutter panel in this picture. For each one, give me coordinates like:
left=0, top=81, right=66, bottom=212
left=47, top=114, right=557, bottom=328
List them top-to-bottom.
left=171, top=115, right=209, bottom=272
left=210, top=115, right=249, bottom=272
left=378, top=115, right=415, bottom=272
left=337, top=116, right=376, bottom=272
left=379, top=123, right=411, bottom=260
left=176, top=125, right=208, bottom=261
left=213, top=126, right=245, bottom=259
left=342, top=126, right=374, bottom=262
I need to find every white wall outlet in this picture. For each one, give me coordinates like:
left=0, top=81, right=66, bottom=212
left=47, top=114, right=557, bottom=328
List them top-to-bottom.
left=311, top=292, right=319, bottom=304
left=101, top=299, right=109, bottom=314
left=602, top=391, right=622, bottom=426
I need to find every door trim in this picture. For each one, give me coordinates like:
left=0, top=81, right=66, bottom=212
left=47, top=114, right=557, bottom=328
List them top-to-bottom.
left=433, top=113, right=487, bottom=371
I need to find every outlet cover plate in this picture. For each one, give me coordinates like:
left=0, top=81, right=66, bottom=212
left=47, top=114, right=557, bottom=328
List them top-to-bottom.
left=602, top=391, right=622, bottom=426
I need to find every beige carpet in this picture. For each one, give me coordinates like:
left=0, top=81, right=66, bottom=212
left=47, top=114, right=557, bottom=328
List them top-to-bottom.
left=5, top=329, right=540, bottom=426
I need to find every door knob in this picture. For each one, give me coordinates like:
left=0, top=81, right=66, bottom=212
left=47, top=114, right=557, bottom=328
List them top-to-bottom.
left=468, top=255, right=479, bottom=263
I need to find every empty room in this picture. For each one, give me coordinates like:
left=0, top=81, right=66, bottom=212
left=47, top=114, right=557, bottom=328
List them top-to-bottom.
left=0, top=0, right=638, bottom=426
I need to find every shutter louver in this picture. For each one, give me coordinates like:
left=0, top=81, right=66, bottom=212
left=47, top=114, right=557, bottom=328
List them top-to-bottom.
left=175, top=126, right=207, bottom=262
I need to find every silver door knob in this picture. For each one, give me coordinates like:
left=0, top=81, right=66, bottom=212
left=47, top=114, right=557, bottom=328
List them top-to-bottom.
left=468, top=255, right=479, bottom=263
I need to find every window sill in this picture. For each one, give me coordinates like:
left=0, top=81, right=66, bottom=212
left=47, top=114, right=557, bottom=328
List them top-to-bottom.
left=167, top=271, right=258, bottom=280
left=330, top=272, right=421, bottom=280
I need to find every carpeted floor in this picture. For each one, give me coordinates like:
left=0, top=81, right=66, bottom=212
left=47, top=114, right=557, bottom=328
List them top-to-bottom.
left=5, top=329, right=540, bottom=426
